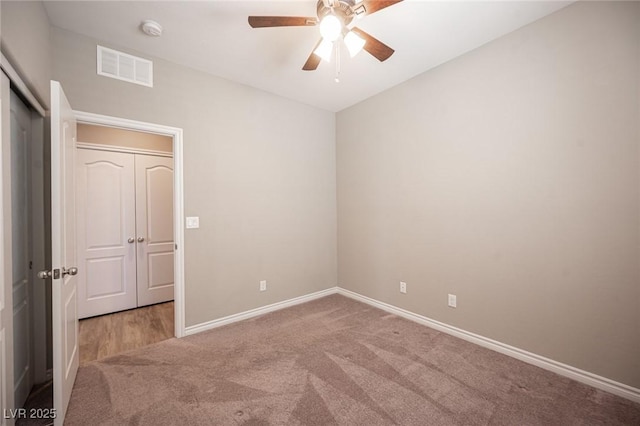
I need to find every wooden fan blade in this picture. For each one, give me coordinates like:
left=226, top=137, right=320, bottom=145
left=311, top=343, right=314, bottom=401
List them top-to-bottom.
left=360, top=0, right=403, bottom=16
left=248, top=16, right=317, bottom=28
left=351, top=27, right=395, bottom=62
left=302, top=39, right=323, bottom=71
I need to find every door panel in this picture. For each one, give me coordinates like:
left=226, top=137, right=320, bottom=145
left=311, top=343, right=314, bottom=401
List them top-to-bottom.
left=51, top=80, right=79, bottom=426
left=10, top=91, right=32, bottom=409
left=76, top=149, right=136, bottom=318
left=135, top=155, right=174, bottom=307
left=85, top=257, right=125, bottom=297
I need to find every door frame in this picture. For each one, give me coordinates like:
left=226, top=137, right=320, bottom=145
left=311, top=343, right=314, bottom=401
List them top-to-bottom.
left=73, top=111, right=185, bottom=338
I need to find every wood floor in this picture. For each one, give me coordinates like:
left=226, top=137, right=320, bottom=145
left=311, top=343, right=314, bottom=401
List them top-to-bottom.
left=79, top=302, right=174, bottom=364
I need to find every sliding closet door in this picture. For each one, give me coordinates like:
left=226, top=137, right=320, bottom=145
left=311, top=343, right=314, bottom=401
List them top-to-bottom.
left=76, top=149, right=137, bottom=318
left=135, top=154, right=174, bottom=307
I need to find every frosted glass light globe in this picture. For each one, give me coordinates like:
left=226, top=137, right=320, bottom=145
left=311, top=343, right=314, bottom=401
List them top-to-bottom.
left=319, top=15, right=342, bottom=42
left=344, top=31, right=365, bottom=57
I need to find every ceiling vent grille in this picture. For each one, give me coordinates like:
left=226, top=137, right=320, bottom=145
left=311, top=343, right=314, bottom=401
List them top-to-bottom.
left=97, top=45, right=153, bottom=87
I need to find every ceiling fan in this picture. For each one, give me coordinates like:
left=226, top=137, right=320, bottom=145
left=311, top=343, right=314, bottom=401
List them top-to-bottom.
left=248, top=0, right=403, bottom=72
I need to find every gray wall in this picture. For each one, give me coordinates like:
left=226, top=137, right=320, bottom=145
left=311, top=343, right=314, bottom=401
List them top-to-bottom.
left=0, top=1, right=51, bottom=108
left=337, top=1, right=640, bottom=388
left=52, top=27, right=337, bottom=327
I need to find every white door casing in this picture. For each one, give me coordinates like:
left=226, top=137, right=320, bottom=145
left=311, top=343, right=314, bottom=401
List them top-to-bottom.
left=0, top=71, right=16, bottom=425
left=51, top=81, right=79, bottom=425
left=10, top=91, right=32, bottom=409
left=73, top=110, right=185, bottom=338
left=76, top=149, right=137, bottom=319
left=135, top=155, right=174, bottom=307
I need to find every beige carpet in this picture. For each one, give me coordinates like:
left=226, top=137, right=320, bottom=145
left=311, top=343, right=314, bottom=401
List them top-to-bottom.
left=66, top=294, right=639, bottom=425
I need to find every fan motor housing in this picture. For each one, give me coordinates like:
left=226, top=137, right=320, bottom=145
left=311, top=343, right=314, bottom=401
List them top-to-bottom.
left=316, top=0, right=358, bottom=27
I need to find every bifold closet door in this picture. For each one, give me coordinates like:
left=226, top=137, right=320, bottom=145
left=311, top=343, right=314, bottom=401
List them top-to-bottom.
left=76, top=149, right=137, bottom=318
left=135, top=155, right=174, bottom=307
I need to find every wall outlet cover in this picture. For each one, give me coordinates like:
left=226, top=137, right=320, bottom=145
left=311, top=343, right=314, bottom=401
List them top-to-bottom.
left=186, top=216, right=199, bottom=229
left=448, top=294, right=457, bottom=308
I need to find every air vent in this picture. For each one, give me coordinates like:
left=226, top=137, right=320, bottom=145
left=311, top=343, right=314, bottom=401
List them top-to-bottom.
left=97, top=45, right=153, bottom=87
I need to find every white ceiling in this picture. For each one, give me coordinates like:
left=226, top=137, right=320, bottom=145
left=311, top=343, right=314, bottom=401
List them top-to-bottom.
left=43, top=0, right=572, bottom=112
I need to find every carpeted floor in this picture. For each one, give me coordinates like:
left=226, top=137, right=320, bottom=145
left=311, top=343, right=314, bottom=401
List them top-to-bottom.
left=65, top=294, right=640, bottom=425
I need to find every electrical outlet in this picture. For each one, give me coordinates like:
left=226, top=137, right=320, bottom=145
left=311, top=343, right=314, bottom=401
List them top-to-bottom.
left=260, top=280, right=267, bottom=292
left=400, top=281, right=407, bottom=294
left=448, top=294, right=457, bottom=308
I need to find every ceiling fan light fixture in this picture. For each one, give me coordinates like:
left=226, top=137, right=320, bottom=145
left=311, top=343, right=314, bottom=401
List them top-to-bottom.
left=247, top=0, right=403, bottom=72
left=319, top=14, right=342, bottom=42
left=344, top=31, right=366, bottom=57
left=314, top=38, right=334, bottom=62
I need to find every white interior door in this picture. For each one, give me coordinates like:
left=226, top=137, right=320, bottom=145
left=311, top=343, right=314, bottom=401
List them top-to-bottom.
left=0, top=71, right=16, bottom=425
left=51, top=81, right=79, bottom=425
left=10, top=90, right=32, bottom=409
left=76, top=149, right=137, bottom=319
left=135, top=154, right=174, bottom=307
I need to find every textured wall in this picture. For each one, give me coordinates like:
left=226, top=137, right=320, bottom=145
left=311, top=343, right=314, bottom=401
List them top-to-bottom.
left=337, top=1, right=640, bottom=388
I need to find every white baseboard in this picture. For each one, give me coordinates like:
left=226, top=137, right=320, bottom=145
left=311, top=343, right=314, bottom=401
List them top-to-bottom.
left=183, top=285, right=639, bottom=403
left=184, top=287, right=339, bottom=336
left=337, top=287, right=640, bottom=404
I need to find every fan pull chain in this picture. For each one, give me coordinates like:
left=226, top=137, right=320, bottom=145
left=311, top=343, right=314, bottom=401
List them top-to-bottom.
left=334, top=42, right=341, bottom=83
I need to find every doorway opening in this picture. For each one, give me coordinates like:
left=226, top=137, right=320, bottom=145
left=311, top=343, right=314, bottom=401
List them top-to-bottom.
left=73, top=111, right=185, bottom=342
left=74, top=122, right=177, bottom=362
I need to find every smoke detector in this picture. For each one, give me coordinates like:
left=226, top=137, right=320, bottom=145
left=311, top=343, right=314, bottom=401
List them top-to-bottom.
left=141, top=20, right=163, bottom=37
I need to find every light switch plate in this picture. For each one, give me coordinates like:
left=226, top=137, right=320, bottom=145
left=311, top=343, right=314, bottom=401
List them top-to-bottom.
left=186, top=216, right=199, bottom=229
left=448, top=294, right=457, bottom=308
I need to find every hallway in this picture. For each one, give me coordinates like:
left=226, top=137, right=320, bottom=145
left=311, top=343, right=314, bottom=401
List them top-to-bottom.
left=79, top=302, right=175, bottom=364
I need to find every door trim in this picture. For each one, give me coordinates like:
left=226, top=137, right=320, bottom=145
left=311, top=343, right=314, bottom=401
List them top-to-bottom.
left=73, top=111, right=186, bottom=338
